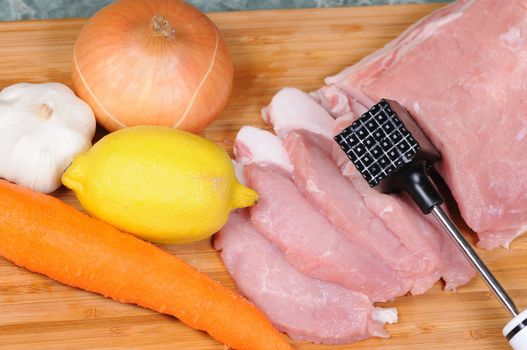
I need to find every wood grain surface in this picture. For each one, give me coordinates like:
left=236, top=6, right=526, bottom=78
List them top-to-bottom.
left=0, top=3, right=525, bottom=349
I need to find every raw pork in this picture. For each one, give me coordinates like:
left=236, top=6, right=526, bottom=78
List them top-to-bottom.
left=326, top=0, right=527, bottom=249
left=311, top=84, right=367, bottom=118
left=261, top=87, right=335, bottom=139
left=262, top=87, right=473, bottom=291
left=263, top=88, right=444, bottom=291
left=333, top=117, right=474, bottom=291
left=234, top=126, right=293, bottom=174
left=235, top=126, right=450, bottom=293
left=284, top=131, right=427, bottom=294
left=245, top=164, right=409, bottom=302
left=214, top=210, right=397, bottom=344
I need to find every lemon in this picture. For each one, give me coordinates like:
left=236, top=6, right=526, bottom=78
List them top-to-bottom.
left=62, top=126, right=258, bottom=244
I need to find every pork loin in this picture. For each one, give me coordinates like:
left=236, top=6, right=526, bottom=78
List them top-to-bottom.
left=326, top=0, right=527, bottom=249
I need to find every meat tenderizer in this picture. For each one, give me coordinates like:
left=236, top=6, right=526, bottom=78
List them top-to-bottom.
left=335, top=99, right=527, bottom=349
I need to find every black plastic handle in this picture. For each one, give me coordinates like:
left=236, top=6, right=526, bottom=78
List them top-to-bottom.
left=392, top=161, right=443, bottom=214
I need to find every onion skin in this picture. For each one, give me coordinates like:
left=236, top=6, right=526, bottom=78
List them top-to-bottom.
left=72, top=0, right=233, bottom=133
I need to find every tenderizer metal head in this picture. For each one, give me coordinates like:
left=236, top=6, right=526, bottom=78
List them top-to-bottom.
left=335, top=99, right=441, bottom=214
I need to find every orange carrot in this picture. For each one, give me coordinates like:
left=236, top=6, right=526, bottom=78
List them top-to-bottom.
left=0, top=179, right=293, bottom=350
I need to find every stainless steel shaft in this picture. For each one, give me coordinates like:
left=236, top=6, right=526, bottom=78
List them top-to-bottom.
left=431, top=205, right=519, bottom=317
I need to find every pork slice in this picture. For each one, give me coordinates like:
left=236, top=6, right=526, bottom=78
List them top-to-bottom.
left=326, top=0, right=527, bottom=249
left=311, top=84, right=367, bottom=118
left=258, top=85, right=473, bottom=290
left=261, top=87, right=335, bottom=139
left=261, top=90, right=443, bottom=294
left=332, top=114, right=356, bottom=168
left=334, top=116, right=474, bottom=291
left=234, top=124, right=332, bottom=173
left=234, top=126, right=293, bottom=175
left=235, top=126, right=415, bottom=293
left=284, top=131, right=419, bottom=293
left=232, top=160, right=247, bottom=186
left=342, top=163, right=442, bottom=294
left=245, top=164, right=409, bottom=302
left=214, top=210, right=396, bottom=344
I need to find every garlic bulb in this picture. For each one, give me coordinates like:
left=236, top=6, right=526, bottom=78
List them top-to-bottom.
left=0, top=82, right=96, bottom=193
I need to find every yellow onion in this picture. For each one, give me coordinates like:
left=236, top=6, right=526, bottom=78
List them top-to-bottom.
left=72, top=0, right=233, bottom=133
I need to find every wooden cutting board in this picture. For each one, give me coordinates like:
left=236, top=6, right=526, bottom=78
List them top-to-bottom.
left=0, top=3, right=526, bottom=349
